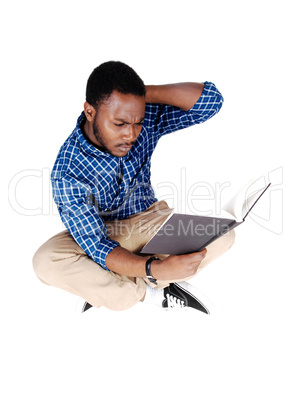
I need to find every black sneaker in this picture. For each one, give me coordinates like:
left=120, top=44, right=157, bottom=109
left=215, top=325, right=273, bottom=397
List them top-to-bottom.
left=81, top=282, right=211, bottom=314
left=162, top=282, right=210, bottom=314
left=81, top=301, right=93, bottom=313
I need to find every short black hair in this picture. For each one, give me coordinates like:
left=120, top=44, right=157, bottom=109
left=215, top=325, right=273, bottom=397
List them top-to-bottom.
left=86, top=61, right=146, bottom=109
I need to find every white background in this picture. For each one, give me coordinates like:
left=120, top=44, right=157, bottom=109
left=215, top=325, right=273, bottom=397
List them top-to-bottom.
left=2, top=1, right=289, bottom=401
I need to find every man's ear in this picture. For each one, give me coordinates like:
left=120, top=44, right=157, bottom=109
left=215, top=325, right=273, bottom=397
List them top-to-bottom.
left=84, top=102, right=96, bottom=122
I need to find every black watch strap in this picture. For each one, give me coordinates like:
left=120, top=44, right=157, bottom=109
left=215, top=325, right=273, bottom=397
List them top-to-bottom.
left=146, top=256, right=159, bottom=285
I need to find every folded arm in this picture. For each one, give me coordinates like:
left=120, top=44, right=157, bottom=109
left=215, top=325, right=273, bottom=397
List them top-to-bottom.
left=143, top=81, right=224, bottom=140
left=145, top=82, right=205, bottom=111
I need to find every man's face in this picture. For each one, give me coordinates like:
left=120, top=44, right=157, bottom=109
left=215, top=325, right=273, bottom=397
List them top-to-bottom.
left=91, top=91, right=146, bottom=157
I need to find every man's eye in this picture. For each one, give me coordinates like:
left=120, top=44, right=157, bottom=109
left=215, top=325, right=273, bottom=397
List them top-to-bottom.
left=114, top=123, right=125, bottom=127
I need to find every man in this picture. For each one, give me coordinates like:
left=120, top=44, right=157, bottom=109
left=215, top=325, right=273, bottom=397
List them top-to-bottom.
left=33, top=61, right=235, bottom=314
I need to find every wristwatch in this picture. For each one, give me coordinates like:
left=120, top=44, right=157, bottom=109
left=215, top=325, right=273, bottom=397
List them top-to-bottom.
left=145, top=256, right=160, bottom=285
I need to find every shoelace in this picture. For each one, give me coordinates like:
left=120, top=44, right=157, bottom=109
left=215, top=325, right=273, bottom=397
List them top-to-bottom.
left=166, top=294, right=185, bottom=308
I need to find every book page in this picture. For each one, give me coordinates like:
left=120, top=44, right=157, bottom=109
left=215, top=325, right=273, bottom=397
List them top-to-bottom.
left=222, top=176, right=270, bottom=222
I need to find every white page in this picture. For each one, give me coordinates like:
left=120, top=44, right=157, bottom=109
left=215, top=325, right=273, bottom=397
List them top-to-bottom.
left=222, top=176, right=269, bottom=222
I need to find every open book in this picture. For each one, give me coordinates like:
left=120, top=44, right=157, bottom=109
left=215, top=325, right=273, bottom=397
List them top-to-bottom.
left=141, top=177, right=271, bottom=255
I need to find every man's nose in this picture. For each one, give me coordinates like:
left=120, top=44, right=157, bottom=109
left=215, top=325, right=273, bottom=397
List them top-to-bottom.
left=122, top=125, right=137, bottom=141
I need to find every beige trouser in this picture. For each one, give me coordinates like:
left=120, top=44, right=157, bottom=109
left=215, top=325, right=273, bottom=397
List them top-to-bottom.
left=33, top=201, right=235, bottom=311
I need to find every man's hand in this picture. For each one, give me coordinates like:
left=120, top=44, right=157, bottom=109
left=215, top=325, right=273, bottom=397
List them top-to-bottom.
left=150, top=249, right=207, bottom=281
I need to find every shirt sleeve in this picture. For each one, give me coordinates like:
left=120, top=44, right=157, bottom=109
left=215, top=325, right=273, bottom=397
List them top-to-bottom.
left=144, top=81, right=223, bottom=137
left=52, top=176, right=120, bottom=270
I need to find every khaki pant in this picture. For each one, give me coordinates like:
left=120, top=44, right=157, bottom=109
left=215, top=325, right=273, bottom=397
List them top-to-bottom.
left=33, top=201, right=235, bottom=311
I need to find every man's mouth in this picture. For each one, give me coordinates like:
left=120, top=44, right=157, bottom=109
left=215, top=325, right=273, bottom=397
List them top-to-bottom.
left=117, top=143, right=134, bottom=152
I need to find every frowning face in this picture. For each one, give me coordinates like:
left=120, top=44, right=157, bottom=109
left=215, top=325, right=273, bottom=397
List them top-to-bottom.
left=83, top=90, right=146, bottom=157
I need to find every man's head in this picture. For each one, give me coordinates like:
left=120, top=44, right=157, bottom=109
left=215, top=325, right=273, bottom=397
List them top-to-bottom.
left=83, top=61, right=146, bottom=157
left=86, top=61, right=146, bottom=110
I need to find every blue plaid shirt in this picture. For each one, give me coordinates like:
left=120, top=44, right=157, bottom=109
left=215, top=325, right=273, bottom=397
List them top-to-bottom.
left=51, top=81, right=223, bottom=270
